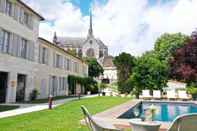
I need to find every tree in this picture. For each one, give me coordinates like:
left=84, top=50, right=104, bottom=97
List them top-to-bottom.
left=169, top=31, right=197, bottom=84
left=154, top=33, right=189, bottom=61
left=67, top=48, right=77, bottom=56
left=131, top=51, right=168, bottom=97
left=113, top=52, right=136, bottom=93
left=85, top=58, right=104, bottom=78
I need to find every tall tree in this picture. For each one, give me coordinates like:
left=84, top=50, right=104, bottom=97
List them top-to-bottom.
left=169, top=31, right=197, bottom=84
left=154, top=33, right=189, bottom=61
left=131, top=51, right=168, bottom=97
left=113, top=52, right=135, bottom=93
left=85, top=58, right=104, bottom=78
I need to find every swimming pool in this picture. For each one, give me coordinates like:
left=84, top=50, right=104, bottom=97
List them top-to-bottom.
left=118, top=101, right=197, bottom=122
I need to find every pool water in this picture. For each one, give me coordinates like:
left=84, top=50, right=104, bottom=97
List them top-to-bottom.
left=119, top=102, right=197, bottom=122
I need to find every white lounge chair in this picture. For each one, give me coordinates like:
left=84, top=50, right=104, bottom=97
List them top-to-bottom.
left=139, top=90, right=152, bottom=99
left=153, top=90, right=161, bottom=99
left=167, top=90, right=177, bottom=100
left=178, top=90, right=191, bottom=100
left=81, top=105, right=122, bottom=131
left=167, top=113, right=197, bottom=131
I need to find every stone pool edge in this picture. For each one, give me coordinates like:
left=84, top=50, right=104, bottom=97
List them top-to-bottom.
left=81, top=100, right=197, bottom=131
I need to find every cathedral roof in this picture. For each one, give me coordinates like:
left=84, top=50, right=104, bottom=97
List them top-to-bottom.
left=56, top=36, right=108, bottom=49
left=57, top=37, right=86, bottom=48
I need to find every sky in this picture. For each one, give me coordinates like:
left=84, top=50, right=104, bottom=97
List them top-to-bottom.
left=23, top=0, right=197, bottom=56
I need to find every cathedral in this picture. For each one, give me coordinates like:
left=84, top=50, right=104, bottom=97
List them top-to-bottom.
left=53, top=10, right=117, bottom=83
left=53, top=11, right=108, bottom=59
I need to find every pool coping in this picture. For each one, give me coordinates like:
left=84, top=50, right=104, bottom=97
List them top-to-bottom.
left=81, top=99, right=197, bottom=131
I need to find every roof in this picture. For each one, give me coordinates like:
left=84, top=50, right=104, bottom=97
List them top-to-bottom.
left=18, top=0, right=45, bottom=20
left=56, top=36, right=108, bottom=49
left=38, top=37, right=86, bottom=64
left=57, top=37, right=86, bottom=48
left=99, top=56, right=115, bottom=67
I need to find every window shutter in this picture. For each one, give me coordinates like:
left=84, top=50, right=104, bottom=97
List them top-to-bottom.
left=0, top=0, right=5, bottom=13
left=11, top=2, right=15, bottom=18
left=13, top=3, right=19, bottom=20
left=20, top=7, right=24, bottom=24
left=28, top=15, right=33, bottom=30
left=0, top=29, right=3, bottom=53
left=8, top=33, right=14, bottom=55
left=11, top=34, right=17, bottom=56
left=17, top=36, right=22, bottom=57
left=26, top=41, right=30, bottom=60
left=27, top=41, right=34, bottom=61
left=31, top=42, right=35, bottom=61
left=39, top=45, right=42, bottom=63
left=45, top=49, right=49, bottom=65
left=53, top=52, right=56, bottom=67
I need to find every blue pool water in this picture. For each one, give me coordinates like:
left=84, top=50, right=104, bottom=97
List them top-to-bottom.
left=119, top=102, right=197, bottom=122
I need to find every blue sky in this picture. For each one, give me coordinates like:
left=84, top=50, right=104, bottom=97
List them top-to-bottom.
left=23, top=0, right=197, bottom=56
left=66, top=0, right=108, bottom=15
left=67, top=0, right=175, bottom=16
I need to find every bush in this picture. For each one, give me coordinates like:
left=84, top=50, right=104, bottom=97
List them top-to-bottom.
left=68, top=75, right=98, bottom=94
left=187, top=86, right=197, bottom=100
left=29, top=89, right=39, bottom=101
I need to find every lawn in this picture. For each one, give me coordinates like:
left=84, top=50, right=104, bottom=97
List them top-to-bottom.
left=0, top=96, right=130, bottom=131
left=0, top=105, right=19, bottom=112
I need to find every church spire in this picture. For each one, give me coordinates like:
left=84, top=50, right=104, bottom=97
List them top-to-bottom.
left=88, top=7, right=94, bottom=37
left=53, top=32, right=58, bottom=44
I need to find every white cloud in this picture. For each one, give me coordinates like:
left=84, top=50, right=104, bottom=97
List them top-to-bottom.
left=23, top=0, right=197, bottom=56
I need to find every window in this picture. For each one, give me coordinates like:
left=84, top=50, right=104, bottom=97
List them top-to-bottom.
left=5, top=0, right=12, bottom=16
left=19, top=8, right=24, bottom=24
left=24, top=12, right=29, bottom=26
left=1, top=30, right=10, bottom=53
left=21, top=39, right=27, bottom=58
left=41, top=47, right=48, bottom=64
left=86, top=48, right=95, bottom=57
left=99, top=50, right=104, bottom=58
left=56, top=54, right=61, bottom=68
left=66, top=58, right=71, bottom=71
left=74, top=62, right=79, bottom=73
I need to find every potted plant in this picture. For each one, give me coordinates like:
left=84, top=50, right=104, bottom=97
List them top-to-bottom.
left=145, top=104, right=158, bottom=121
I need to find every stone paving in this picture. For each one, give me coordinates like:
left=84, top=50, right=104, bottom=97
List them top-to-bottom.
left=0, top=94, right=98, bottom=119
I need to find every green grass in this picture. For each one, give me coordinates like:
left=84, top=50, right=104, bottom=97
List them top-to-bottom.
left=27, top=96, right=76, bottom=104
left=0, top=97, right=130, bottom=131
left=0, top=105, right=19, bottom=112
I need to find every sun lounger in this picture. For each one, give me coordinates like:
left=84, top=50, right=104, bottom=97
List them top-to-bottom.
left=139, top=90, right=152, bottom=99
left=153, top=90, right=161, bottom=99
left=167, top=90, right=177, bottom=100
left=178, top=90, right=191, bottom=100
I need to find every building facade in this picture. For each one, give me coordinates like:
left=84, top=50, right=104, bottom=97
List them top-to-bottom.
left=0, top=0, right=88, bottom=103
left=37, top=38, right=88, bottom=99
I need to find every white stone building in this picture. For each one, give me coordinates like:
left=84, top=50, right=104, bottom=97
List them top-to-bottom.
left=0, top=0, right=88, bottom=103
left=98, top=56, right=117, bottom=83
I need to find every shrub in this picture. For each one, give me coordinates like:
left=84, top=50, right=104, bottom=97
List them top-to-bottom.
left=29, top=89, right=39, bottom=101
